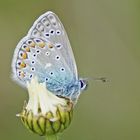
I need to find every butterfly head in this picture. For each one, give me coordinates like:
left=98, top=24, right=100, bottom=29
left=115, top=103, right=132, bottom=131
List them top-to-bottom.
left=79, top=78, right=88, bottom=91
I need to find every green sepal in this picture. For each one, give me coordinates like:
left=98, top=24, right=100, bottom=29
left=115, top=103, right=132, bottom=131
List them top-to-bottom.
left=58, top=106, right=65, bottom=123
left=20, top=110, right=30, bottom=130
left=27, top=111, right=33, bottom=129
left=64, top=111, right=70, bottom=128
left=46, top=112, right=53, bottom=119
left=32, top=116, right=44, bottom=135
left=38, top=116, right=46, bottom=135
left=46, top=119, right=55, bottom=135
left=52, top=120, right=61, bottom=133
left=59, top=124, right=65, bottom=133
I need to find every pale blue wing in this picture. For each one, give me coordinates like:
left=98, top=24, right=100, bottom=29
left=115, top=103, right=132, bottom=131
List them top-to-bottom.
left=11, top=11, right=78, bottom=95
left=28, top=11, right=78, bottom=79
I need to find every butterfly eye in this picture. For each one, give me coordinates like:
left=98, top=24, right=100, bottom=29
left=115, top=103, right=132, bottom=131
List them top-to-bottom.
left=79, top=80, right=88, bottom=90
left=80, top=80, right=84, bottom=88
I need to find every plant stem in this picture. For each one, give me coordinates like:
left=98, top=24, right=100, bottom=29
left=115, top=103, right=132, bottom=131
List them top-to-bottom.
left=46, top=135, right=59, bottom=140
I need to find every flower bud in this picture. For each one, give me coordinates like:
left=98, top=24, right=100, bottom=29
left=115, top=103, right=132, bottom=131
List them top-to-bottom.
left=17, top=77, right=73, bottom=136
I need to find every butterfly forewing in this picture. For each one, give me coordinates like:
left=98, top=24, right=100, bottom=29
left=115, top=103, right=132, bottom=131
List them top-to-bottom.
left=29, top=11, right=78, bottom=78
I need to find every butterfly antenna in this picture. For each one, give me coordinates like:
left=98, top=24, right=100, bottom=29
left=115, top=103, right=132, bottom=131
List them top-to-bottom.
left=85, top=77, right=109, bottom=83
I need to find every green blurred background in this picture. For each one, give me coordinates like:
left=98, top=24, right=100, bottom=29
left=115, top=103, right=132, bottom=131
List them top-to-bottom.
left=0, top=0, right=140, bottom=140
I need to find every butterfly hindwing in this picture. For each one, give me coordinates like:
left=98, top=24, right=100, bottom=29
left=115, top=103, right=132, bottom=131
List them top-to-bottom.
left=12, top=11, right=78, bottom=94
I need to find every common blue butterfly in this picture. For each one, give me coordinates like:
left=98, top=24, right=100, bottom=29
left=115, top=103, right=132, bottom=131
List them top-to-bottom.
left=11, top=11, right=88, bottom=102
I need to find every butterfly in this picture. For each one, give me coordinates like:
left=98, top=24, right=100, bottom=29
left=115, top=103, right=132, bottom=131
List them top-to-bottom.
left=11, top=11, right=88, bottom=102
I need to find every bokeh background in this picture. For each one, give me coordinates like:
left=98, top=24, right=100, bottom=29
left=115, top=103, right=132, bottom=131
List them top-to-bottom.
left=0, top=0, right=140, bottom=140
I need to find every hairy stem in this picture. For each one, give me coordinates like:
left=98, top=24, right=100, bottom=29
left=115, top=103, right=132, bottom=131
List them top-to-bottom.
left=46, top=135, right=59, bottom=140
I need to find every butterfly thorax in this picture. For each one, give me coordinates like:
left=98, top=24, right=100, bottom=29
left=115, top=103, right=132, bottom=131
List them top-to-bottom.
left=47, top=78, right=87, bottom=101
